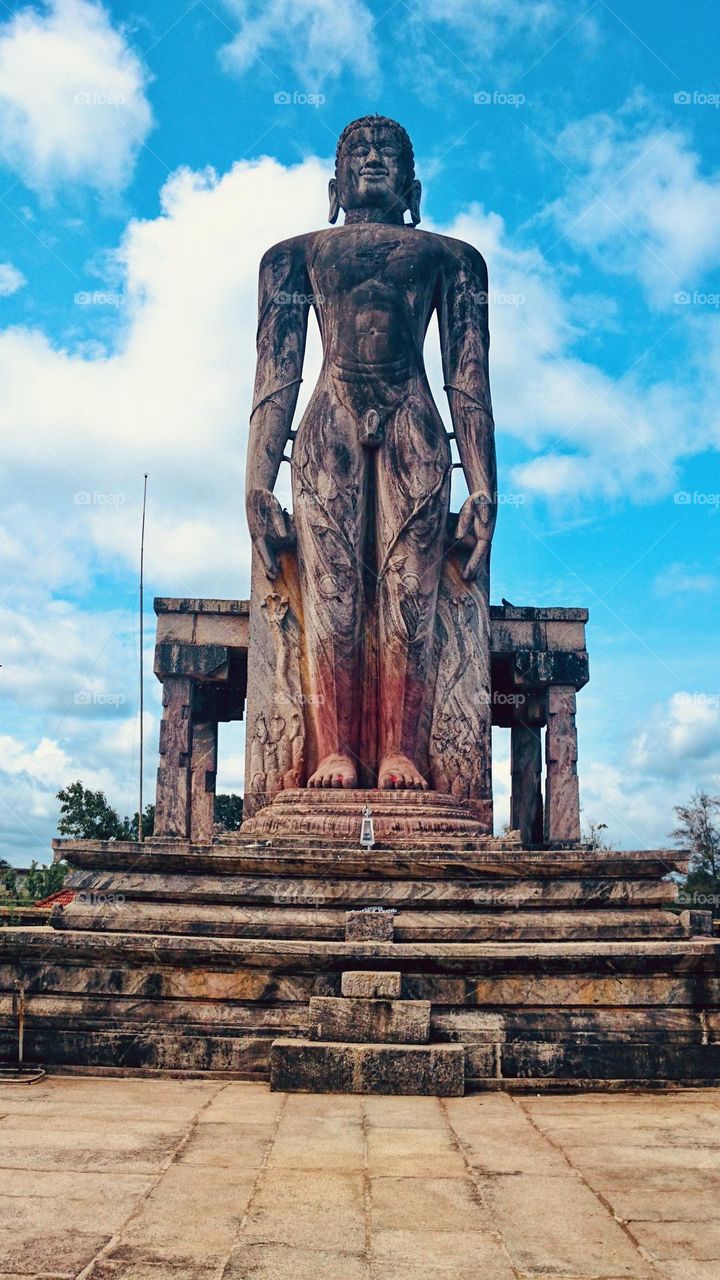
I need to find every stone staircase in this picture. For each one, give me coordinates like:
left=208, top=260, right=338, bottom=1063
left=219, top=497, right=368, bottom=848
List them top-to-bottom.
left=1, top=833, right=718, bottom=1090
left=272, top=969, right=465, bottom=1095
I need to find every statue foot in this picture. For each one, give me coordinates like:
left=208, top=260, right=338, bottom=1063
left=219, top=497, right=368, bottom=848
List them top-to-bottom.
left=307, top=753, right=358, bottom=789
left=378, top=754, right=429, bottom=791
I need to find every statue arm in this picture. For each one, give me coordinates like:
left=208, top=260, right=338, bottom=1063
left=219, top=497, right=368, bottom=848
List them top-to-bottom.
left=246, top=240, right=311, bottom=579
left=438, top=242, right=497, bottom=581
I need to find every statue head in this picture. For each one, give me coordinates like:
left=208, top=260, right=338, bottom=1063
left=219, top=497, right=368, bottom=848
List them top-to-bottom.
left=329, top=115, right=421, bottom=227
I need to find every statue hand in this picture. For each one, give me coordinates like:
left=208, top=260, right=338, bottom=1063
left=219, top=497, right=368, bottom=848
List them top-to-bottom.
left=246, top=487, right=293, bottom=581
left=456, top=491, right=495, bottom=582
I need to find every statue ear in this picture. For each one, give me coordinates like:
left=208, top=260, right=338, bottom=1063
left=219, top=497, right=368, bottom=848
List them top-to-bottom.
left=328, top=178, right=340, bottom=224
left=407, top=180, right=422, bottom=226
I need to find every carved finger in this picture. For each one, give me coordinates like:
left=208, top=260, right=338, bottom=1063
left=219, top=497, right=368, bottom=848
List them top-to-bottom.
left=462, top=539, right=486, bottom=581
left=258, top=540, right=279, bottom=580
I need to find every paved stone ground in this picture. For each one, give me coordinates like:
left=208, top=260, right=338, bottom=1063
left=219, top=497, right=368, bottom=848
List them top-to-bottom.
left=0, top=1077, right=718, bottom=1279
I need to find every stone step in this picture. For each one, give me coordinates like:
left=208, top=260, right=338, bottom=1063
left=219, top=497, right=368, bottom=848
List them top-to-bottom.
left=56, top=840, right=690, bottom=881
left=65, top=868, right=679, bottom=909
left=52, top=900, right=688, bottom=942
left=341, top=971, right=402, bottom=998
left=308, top=996, right=431, bottom=1044
left=270, top=1037, right=465, bottom=1095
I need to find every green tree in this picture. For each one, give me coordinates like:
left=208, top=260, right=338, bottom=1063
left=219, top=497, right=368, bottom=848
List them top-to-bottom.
left=57, top=781, right=127, bottom=840
left=673, top=791, right=720, bottom=915
left=215, top=793, right=243, bottom=830
left=124, top=804, right=155, bottom=839
left=2, top=868, right=17, bottom=898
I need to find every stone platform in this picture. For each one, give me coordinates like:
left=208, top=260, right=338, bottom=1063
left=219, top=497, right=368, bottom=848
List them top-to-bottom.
left=2, top=831, right=719, bottom=1090
left=4, top=1075, right=719, bottom=1280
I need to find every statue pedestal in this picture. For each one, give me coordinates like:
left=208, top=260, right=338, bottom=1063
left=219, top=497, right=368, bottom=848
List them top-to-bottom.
left=239, top=788, right=497, bottom=844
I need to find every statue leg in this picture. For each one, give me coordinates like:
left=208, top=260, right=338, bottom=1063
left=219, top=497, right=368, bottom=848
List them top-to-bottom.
left=292, top=390, right=368, bottom=788
left=375, top=391, right=451, bottom=790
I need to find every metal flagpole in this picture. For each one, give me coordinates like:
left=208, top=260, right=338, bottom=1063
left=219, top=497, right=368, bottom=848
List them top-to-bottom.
left=138, top=474, right=148, bottom=843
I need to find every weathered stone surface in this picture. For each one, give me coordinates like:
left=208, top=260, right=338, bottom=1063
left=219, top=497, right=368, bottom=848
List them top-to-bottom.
left=244, top=119, right=497, bottom=808
left=544, top=684, right=581, bottom=844
left=54, top=837, right=688, bottom=880
left=345, top=909, right=395, bottom=941
left=341, top=971, right=402, bottom=998
left=309, top=996, right=430, bottom=1044
left=270, top=1038, right=465, bottom=1095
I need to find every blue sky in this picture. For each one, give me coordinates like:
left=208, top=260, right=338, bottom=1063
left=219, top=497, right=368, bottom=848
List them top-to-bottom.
left=1, top=0, right=719, bottom=863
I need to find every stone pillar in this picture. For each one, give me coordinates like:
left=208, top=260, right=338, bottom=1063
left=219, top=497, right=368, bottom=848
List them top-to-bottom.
left=154, top=676, right=193, bottom=837
left=544, top=685, right=581, bottom=845
left=190, top=710, right=218, bottom=844
left=511, top=721, right=543, bottom=847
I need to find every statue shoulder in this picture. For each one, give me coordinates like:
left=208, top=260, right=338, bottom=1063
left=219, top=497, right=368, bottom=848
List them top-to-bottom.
left=435, top=232, right=488, bottom=285
left=259, top=233, right=315, bottom=276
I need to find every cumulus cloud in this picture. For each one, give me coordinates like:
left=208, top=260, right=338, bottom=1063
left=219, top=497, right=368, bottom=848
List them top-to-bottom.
left=0, top=0, right=153, bottom=195
left=219, top=0, right=377, bottom=85
left=543, top=102, right=720, bottom=305
left=427, top=204, right=719, bottom=502
left=0, top=262, right=26, bottom=295
left=632, top=692, right=720, bottom=777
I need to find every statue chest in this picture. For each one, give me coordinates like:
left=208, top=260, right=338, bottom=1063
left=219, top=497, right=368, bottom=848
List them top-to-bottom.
left=309, top=234, right=441, bottom=313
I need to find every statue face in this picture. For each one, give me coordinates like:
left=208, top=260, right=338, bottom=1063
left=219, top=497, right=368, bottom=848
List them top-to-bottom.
left=336, top=123, right=410, bottom=214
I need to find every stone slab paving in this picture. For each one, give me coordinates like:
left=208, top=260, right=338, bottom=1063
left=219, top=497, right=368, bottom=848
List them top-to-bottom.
left=0, top=1078, right=718, bottom=1279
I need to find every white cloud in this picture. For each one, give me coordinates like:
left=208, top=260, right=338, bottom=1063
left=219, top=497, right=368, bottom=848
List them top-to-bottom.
left=0, top=0, right=153, bottom=195
left=219, top=0, right=377, bottom=85
left=544, top=102, right=720, bottom=305
left=428, top=204, right=719, bottom=502
left=0, top=262, right=26, bottom=295
left=654, top=562, right=719, bottom=597
left=632, top=692, right=720, bottom=777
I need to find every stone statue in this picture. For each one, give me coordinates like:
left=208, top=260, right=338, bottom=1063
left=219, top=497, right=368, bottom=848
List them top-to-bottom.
left=246, top=116, right=496, bottom=793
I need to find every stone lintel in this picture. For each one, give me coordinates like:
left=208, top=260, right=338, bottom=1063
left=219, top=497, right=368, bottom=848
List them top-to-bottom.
left=154, top=597, right=250, bottom=615
left=490, top=605, right=589, bottom=623
left=154, top=642, right=230, bottom=681
left=511, top=649, right=590, bottom=690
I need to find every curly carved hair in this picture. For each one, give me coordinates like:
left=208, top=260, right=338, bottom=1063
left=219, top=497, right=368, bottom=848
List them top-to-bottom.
left=335, top=115, right=416, bottom=182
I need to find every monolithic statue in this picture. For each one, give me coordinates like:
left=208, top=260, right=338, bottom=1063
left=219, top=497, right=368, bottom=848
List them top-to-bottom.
left=246, top=116, right=496, bottom=792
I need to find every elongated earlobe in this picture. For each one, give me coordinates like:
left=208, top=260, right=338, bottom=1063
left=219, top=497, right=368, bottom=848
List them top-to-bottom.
left=328, top=178, right=340, bottom=224
left=408, top=180, right=422, bottom=226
